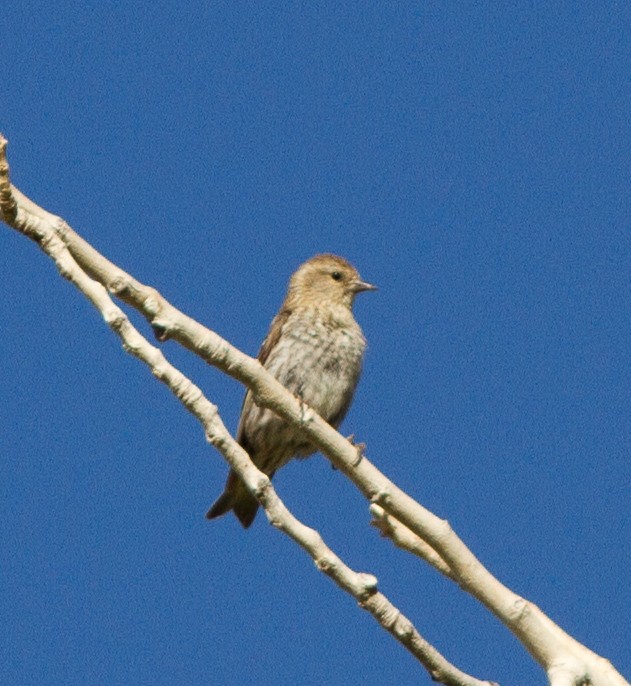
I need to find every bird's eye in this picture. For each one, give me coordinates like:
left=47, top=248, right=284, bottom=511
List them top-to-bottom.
left=331, top=271, right=343, bottom=281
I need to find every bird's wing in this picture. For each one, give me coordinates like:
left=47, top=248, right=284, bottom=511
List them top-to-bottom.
left=235, top=307, right=292, bottom=445
left=257, top=307, right=292, bottom=365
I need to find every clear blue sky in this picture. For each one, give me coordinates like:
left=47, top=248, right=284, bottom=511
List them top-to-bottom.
left=2, top=3, right=630, bottom=685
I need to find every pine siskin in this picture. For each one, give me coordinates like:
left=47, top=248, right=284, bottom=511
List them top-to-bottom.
left=207, top=254, right=376, bottom=528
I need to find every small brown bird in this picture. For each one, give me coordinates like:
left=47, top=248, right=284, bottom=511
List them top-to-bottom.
left=207, top=253, right=376, bottom=528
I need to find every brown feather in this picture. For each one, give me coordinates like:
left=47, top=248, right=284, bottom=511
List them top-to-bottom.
left=206, top=254, right=374, bottom=529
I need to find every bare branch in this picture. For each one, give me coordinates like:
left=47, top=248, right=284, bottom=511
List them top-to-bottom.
left=0, top=134, right=493, bottom=686
left=1, top=134, right=627, bottom=686
left=369, top=504, right=629, bottom=686
left=370, top=504, right=455, bottom=579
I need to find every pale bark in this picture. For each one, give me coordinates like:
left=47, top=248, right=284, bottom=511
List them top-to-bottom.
left=1, top=135, right=627, bottom=686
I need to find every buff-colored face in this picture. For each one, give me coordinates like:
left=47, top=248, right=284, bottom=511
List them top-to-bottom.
left=287, top=254, right=376, bottom=308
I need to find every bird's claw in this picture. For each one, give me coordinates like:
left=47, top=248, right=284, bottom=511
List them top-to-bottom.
left=295, top=386, right=307, bottom=423
left=346, top=434, right=366, bottom=466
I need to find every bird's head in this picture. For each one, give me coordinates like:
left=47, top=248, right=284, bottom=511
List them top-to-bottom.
left=285, top=254, right=376, bottom=310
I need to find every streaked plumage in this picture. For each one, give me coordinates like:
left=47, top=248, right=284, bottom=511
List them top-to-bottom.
left=207, top=254, right=375, bottom=528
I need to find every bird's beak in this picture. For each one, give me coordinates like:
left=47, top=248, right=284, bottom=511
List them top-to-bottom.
left=351, top=279, right=377, bottom=294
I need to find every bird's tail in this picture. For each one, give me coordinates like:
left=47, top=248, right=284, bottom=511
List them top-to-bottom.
left=206, top=470, right=260, bottom=528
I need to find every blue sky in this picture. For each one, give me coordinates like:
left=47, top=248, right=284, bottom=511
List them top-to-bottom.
left=2, top=3, right=630, bottom=685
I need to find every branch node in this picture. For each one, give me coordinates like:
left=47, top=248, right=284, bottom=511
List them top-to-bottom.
left=0, top=136, right=17, bottom=223
left=109, top=275, right=131, bottom=297
left=143, top=291, right=162, bottom=317
left=105, top=310, right=127, bottom=332
left=152, top=321, right=170, bottom=342
left=370, top=489, right=391, bottom=507
left=315, top=556, right=334, bottom=574
left=356, top=572, right=379, bottom=598
left=508, top=597, right=530, bottom=624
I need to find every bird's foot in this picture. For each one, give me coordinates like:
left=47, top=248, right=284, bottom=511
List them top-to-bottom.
left=295, top=387, right=307, bottom=424
left=346, top=434, right=366, bottom=467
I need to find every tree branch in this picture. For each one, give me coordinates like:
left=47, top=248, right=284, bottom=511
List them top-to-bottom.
left=0, top=134, right=492, bottom=686
left=1, top=134, right=627, bottom=686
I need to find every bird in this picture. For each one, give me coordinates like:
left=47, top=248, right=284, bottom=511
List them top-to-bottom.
left=206, top=253, right=376, bottom=528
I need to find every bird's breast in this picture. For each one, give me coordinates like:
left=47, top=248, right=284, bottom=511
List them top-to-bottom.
left=264, top=314, right=366, bottom=423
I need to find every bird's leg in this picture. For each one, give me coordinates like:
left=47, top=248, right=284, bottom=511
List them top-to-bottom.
left=295, top=384, right=307, bottom=424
